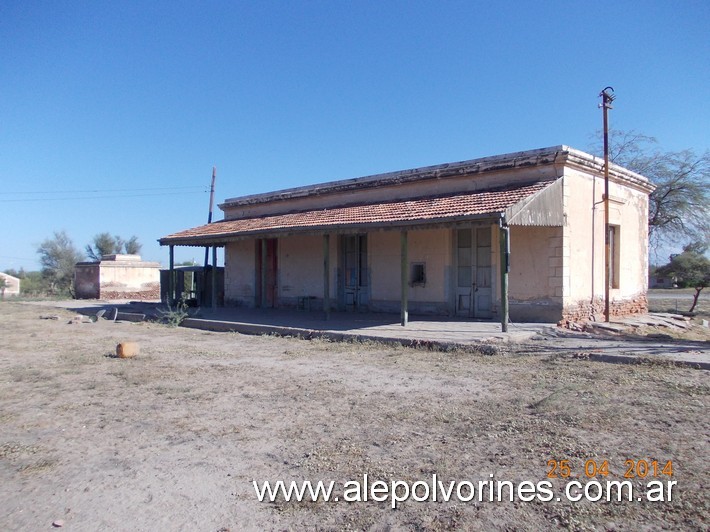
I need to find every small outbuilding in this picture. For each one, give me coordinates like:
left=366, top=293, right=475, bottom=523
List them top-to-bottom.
left=159, top=146, right=654, bottom=324
left=74, top=254, right=160, bottom=300
left=0, top=272, right=21, bottom=298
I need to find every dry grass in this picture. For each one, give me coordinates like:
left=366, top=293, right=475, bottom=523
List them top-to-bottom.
left=649, top=288, right=710, bottom=318
left=0, top=301, right=708, bottom=530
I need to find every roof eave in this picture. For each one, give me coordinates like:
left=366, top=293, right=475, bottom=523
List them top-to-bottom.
left=158, top=212, right=505, bottom=247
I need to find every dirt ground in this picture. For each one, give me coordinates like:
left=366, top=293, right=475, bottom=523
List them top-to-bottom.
left=0, top=301, right=708, bottom=531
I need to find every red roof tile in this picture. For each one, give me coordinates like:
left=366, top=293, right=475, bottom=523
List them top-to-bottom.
left=160, top=181, right=552, bottom=245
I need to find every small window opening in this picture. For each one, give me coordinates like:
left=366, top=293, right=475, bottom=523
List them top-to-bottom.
left=609, top=225, right=620, bottom=289
left=410, top=262, right=426, bottom=287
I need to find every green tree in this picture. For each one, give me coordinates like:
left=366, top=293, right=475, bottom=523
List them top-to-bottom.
left=591, top=131, right=710, bottom=253
left=37, top=231, right=85, bottom=295
left=86, top=233, right=141, bottom=260
left=86, top=233, right=121, bottom=261
left=124, top=235, right=142, bottom=255
left=657, top=242, right=710, bottom=313
left=17, top=271, right=46, bottom=295
left=0, top=276, right=7, bottom=300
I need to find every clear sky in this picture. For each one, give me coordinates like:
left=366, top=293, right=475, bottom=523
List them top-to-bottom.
left=1, top=0, right=708, bottom=271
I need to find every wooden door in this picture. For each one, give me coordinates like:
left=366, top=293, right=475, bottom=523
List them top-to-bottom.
left=455, top=228, right=492, bottom=318
left=341, top=234, right=368, bottom=311
left=256, top=238, right=278, bottom=308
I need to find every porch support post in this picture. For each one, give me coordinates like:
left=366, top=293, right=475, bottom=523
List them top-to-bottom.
left=499, top=222, right=510, bottom=332
left=400, top=230, right=408, bottom=326
left=323, top=234, right=330, bottom=320
left=260, top=240, right=267, bottom=308
left=168, top=245, right=175, bottom=305
left=211, top=246, right=218, bottom=311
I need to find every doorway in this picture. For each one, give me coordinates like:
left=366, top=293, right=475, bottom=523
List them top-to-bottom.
left=455, top=227, right=492, bottom=318
left=340, top=234, right=369, bottom=311
left=256, top=238, right=278, bottom=308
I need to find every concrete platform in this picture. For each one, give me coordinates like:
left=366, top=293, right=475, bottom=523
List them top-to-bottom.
left=22, top=300, right=710, bottom=369
left=181, top=307, right=552, bottom=349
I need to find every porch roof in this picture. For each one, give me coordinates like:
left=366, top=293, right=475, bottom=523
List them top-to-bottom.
left=159, top=180, right=557, bottom=247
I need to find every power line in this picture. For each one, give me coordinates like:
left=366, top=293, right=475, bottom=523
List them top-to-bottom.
left=0, top=185, right=208, bottom=195
left=0, top=190, right=209, bottom=203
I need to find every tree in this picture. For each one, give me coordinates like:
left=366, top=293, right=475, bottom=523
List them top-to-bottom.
left=591, top=130, right=710, bottom=253
left=37, top=231, right=85, bottom=295
left=86, top=233, right=142, bottom=260
left=86, top=233, right=121, bottom=261
left=124, top=235, right=142, bottom=255
left=657, top=242, right=710, bottom=313
left=0, top=276, right=6, bottom=300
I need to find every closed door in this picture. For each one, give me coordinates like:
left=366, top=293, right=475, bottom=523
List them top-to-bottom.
left=455, top=228, right=492, bottom=318
left=341, top=235, right=368, bottom=311
left=256, top=238, right=278, bottom=308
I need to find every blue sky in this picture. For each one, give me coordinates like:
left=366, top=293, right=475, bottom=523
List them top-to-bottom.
left=1, top=0, right=708, bottom=271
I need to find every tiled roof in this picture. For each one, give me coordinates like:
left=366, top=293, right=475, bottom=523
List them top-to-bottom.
left=160, top=181, right=552, bottom=246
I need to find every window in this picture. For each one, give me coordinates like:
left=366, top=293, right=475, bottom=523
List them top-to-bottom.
left=609, top=225, right=620, bottom=289
left=410, top=262, right=426, bottom=286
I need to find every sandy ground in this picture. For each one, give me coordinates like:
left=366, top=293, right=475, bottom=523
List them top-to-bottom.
left=0, top=301, right=708, bottom=531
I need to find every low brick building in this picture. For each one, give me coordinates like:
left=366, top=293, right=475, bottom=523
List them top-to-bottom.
left=160, top=146, right=654, bottom=324
left=74, top=254, right=160, bottom=300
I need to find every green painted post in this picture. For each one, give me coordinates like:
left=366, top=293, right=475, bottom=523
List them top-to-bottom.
left=500, top=225, right=509, bottom=332
left=401, top=230, right=408, bottom=326
left=323, top=234, right=330, bottom=320
left=168, top=245, right=175, bottom=305
left=211, top=246, right=218, bottom=311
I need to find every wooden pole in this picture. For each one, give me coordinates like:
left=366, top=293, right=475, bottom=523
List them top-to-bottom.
left=600, top=88, right=614, bottom=323
left=204, top=166, right=217, bottom=270
left=400, top=230, right=408, bottom=326
left=323, top=234, right=330, bottom=320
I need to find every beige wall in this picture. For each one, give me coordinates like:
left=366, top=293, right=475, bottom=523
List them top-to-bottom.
left=563, top=169, right=649, bottom=308
left=506, top=226, right=563, bottom=321
left=509, top=226, right=560, bottom=299
left=369, top=229, right=451, bottom=312
left=279, top=234, right=328, bottom=303
left=224, top=235, right=339, bottom=307
left=224, top=239, right=256, bottom=305
left=99, top=264, right=159, bottom=289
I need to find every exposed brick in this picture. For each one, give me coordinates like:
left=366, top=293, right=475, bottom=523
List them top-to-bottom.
left=100, top=287, right=160, bottom=300
left=558, top=293, right=648, bottom=326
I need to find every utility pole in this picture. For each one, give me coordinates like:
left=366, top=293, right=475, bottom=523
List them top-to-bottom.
left=599, top=87, right=615, bottom=323
left=203, top=166, right=217, bottom=270
left=202, top=167, right=217, bottom=308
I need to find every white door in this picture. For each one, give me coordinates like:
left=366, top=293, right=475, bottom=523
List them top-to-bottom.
left=455, top=228, right=492, bottom=318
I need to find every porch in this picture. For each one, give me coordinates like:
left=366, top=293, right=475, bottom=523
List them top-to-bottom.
left=178, top=306, right=553, bottom=346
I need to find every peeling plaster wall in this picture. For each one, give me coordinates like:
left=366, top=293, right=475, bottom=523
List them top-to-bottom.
left=562, top=169, right=649, bottom=320
left=507, top=226, right=563, bottom=321
left=368, top=228, right=451, bottom=314
left=279, top=234, right=327, bottom=308
left=224, top=239, right=256, bottom=307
